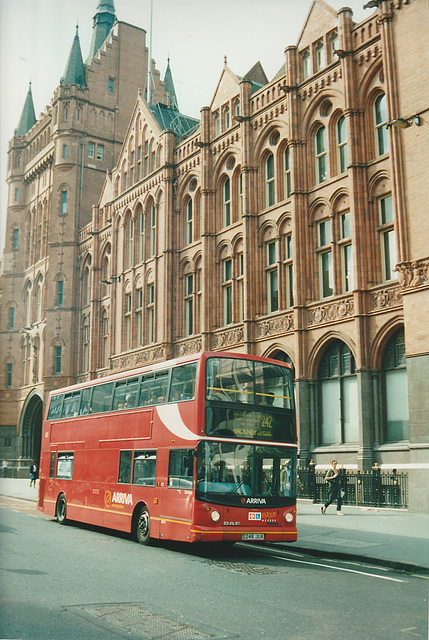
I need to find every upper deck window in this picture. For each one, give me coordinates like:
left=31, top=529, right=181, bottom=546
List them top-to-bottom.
left=206, top=357, right=293, bottom=409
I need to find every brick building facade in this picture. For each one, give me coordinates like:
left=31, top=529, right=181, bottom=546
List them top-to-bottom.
left=1, top=0, right=428, bottom=510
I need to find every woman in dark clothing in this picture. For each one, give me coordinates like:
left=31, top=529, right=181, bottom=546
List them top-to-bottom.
left=321, top=460, right=344, bottom=516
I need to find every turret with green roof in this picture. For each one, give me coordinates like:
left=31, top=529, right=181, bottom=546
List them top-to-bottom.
left=87, top=0, right=117, bottom=63
left=61, top=26, right=87, bottom=86
left=15, top=82, right=36, bottom=136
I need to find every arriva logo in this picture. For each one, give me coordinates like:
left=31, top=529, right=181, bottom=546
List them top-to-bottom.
left=104, top=490, right=133, bottom=508
left=245, top=498, right=267, bottom=505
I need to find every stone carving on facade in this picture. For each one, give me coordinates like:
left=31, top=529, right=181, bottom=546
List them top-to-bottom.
left=396, top=258, right=429, bottom=289
left=370, top=286, right=402, bottom=311
left=307, top=298, right=354, bottom=326
left=256, top=313, right=294, bottom=338
left=212, top=326, right=244, bottom=349
left=175, top=338, right=203, bottom=357
left=111, top=345, right=167, bottom=371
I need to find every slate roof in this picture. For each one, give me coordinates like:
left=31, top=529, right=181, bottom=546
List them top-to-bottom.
left=15, top=83, right=36, bottom=136
left=149, top=103, right=199, bottom=139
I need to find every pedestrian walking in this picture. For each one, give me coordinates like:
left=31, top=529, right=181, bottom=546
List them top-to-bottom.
left=2, top=458, right=8, bottom=478
left=30, top=460, right=38, bottom=487
left=321, top=460, right=344, bottom=516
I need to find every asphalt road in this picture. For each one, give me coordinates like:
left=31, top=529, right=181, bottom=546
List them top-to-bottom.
left=0, top=496, right=427, bottom=640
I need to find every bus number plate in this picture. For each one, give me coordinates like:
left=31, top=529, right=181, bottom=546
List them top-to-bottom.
left=242, top=533, right=265, bottom=540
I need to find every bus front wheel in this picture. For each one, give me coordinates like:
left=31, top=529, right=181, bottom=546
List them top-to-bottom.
left=56, top=494, right=67, bottom=525
left=135, top=506, right=151, bottom=545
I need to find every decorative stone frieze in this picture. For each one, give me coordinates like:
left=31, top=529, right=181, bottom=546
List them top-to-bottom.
left=370, top=286, right=402, bottom=311
left=307, top=298, right=354, bottom=327
left=256, top=312, right=294, bottom=338
left=211, top=326, right=244, bottom=349
left=174, top=338, right=203, bottom=357
left=110, top=345, right=168, bottom=371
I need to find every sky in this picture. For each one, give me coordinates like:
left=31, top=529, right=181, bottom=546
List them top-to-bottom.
left=0, top=0, right=368, bottom=255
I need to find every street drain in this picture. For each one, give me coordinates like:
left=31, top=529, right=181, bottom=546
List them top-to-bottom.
left=201, top=559, right=280, bottom=575
left=66, top=603, right=232, bottom=639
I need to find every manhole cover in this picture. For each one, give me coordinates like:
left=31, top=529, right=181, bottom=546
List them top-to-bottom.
left=201, top=559, right=281, bottom=575
left=65, top=603, right=235, bottom=639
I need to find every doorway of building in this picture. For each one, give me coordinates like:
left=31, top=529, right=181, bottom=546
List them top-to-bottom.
left=20, top=392, right=43, bottom=464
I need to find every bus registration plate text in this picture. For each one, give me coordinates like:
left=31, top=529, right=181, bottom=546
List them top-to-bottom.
left=242, top=533, right=265, bottom=540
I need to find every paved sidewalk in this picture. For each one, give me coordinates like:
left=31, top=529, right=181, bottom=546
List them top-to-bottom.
left=1, top=479, right=427, bottom=573
left=288, top=499, right=429, bottom=574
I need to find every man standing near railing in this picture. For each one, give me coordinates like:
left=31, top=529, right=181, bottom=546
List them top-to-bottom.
left=321, top=460, right=344, bottom=516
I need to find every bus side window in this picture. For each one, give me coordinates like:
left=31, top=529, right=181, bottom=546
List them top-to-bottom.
left=169, top=363, right=197, bottom=402
left=138, top=375, right=153, bottom=406
left=112, top=378, right=139, bottom=411
left=91, top=382, right=114, bottom=413
left=79, top=387, right=92, bottom=415
left=62, top=391, right=81, bottom=417
left=47, top=394, right=64, bottom=420
left=168, top=449, right=194, bottom=489
left=118, top=451, right=132, bottom=484
left=132, top=451, right=157, bottom=486
left=49, top=452, right=56, bottom=479
left=56, top=452, right=74, bottom=480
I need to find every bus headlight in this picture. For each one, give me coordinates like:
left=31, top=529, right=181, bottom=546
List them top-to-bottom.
left=210, top=510, right=221, bottom=522
left=285, top=512, right=294, bottom=523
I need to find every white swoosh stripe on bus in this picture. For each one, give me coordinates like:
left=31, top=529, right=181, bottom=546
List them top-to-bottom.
left=156, top=404, right=196, bottom=440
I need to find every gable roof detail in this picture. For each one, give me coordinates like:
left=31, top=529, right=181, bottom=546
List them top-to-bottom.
left=87, top=0, right=117, bottom=63
left=297, top=0, right=338, bottom=49
left=61, top=26, right=87, bottom=87
left=15, top=82, right=36, bottom=136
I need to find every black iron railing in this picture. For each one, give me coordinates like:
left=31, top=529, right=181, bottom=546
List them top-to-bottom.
left=297, top=465, right=408, bottom=509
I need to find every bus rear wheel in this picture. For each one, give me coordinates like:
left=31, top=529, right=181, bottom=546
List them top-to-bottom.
left=56, top=494, right=67, bottom=525
left=135, top=506, right=151, bottom=545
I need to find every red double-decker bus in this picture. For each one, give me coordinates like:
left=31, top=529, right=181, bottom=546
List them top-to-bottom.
left=38, top=351, right=297, bottom=545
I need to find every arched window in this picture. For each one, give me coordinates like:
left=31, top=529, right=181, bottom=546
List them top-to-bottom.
left=330, top=33, right=339, bottom=61
left=316, top=41, right=325, bottom=70
left=303, top=50, right=310, bottom=79
left=374, top=94, right=389, bottom=156
left=224, top=105, right=230, bottom=130
left=213, top=112, right=220, bottom=137
left=336, top=116, right=348, bottom=174
left=315, top=126, right=328, bottom=183
left=284, top=147, right=291, bottom=199
left=265, top=153, right=275, bottom=207
left=223, top=178, right=231, bottom=226
left=61, top=189, right=68, bottom=214
left=378, top=194, right=397, bottom=282
left=186, top=198, right=193, bottom=244
left=150, top=204, right=156, bottom=257
left=124, top=214, right=134, bottom=270
left=266, top=240, right=278, bottom=313
left=222, top=257, right=233, bottom=325
left=82, top=264, right=91, bottom=306
left=184, top=272, right=194, bottom=336
left=36, top=278, right=43, bottom=322
left=101, top=311, right=109, bottom=368
left=82, top=317, right=89, bottom=373
left=382, top=330, right=409, bottom=442
left=319, top=340, right=358, bottom=444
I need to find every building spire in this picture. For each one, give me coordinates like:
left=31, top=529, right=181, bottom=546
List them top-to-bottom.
left=86, top=0, right=116, bottom=63
left=61, top=25, right=87, bottom=86
left=163, top=58, right=179, bottom=111
left=15, top=82, right=36, bottom=135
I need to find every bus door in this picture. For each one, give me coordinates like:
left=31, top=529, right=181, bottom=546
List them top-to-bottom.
left=161, top=448, right=195, bottom=542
